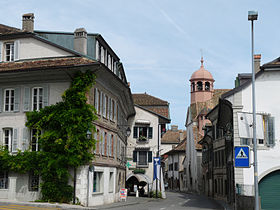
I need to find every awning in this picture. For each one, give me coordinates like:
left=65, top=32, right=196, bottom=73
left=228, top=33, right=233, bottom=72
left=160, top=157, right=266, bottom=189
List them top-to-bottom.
left=135, top=119, right=150, bottom=125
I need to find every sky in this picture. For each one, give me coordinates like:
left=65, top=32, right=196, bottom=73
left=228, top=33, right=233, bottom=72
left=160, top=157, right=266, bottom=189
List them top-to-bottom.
left=1, top=0, right=280, bottom=129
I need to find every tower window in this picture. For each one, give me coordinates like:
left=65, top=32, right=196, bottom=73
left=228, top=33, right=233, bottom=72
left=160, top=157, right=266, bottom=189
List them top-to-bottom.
left=197, top=81, right=203, bottom=91
left=191, top=82, right=195, bottom=92
left=205, top=82, right=210, bottom=91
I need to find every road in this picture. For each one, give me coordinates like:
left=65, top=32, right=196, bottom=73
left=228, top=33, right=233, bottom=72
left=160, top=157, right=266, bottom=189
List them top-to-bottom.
left=106, top=191, right=223, bottom=210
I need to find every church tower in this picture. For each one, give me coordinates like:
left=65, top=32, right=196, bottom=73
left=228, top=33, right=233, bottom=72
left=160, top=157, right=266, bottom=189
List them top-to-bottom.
left=190, top=57, right=215, bottom=104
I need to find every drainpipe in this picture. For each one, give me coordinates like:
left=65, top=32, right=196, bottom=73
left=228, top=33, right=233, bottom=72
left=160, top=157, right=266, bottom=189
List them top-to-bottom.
left=86, top=166, right=90, bottom=207
left=73, top=167, right=76, bottom=204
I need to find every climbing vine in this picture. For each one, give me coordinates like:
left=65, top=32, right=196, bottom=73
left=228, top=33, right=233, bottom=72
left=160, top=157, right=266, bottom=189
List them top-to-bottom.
left=0, top=70, right=97, bottom=203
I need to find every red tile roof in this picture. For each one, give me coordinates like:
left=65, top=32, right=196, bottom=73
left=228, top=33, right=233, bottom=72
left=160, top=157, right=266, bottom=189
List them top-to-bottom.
left=0, top=24, right=22, bottom=34
left=0, top=57, right=97, bottom=72
left=132, top=93, right=170, bottom=118
left=133, top=93, right=168, bottom=106
left=161, top=129, right=186, bottom=144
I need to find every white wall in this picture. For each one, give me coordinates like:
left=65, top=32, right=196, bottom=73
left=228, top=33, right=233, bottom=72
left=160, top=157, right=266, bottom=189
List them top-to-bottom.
left=19, top=38, right=73, bottom=60
left=227, top=71, right=280, bottom=196
left=126, top=106, right=160, bottom=187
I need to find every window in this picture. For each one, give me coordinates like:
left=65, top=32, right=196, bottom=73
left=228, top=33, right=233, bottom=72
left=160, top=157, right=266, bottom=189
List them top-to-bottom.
left=95, top=40, right=100, bottom=61
left=5, top=42, right=14, bottom=62
left=197, top=81, right=203, bottom=91
left=191, top=82, right=195, bottom=92
left=205, top=82, right=210, bottom=91
left=32, top=87, right=43, bottom=111
left=94, top=88, right=99, bottom=112
left=4, top=89, right=14, bottom=112
left=98, top=90, right=101, bottom=114
left=102, top=93, right=106, bottom=118
left=105, top=95, right=108, bottom=118
left=109, top=98, right=112, bottom=120
left=112, top=100, right=115, bottom=121
left=133, top=126, right=153, bottom=141
left=3, top=128, right=12, bottom=151
left=31, top=129, right=41, bottom=151
left=99, top=129, right=102, bottom=155
left=102, top=132, right=106, bottom=156
left=240, top=138, right=250, bottom=146
left=258, top=139, right=264, bottom=145
left=133, top=150, right=152, bottom=167
left=138, top=151, right=147, bottom=166
left=174, top=162, right=179, bottom=171
left=0, top=171, right=8, bottom=189
left=29, top=171, right=39, bottom=191
left=93, top=171, right=103, bottom=193
left=109, top=172, right=114, bottom=193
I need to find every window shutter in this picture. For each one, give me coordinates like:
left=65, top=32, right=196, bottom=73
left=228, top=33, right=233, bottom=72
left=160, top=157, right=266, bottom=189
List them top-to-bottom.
left=14, top=40, right=20, bottom=61
left=95, top=40, right=99, bottom=60
left=0, top=41, right=2, bottom=62
left=43, top=85, right=49, bottom=107
left=14, top=87, right=20, bottom=112
left=23, top=87, right=30, bottom=112
left=0, top=88, right=2, bottom=112
left=94, top=88, right=99, bottom=112
left=100, top=92, right=103, bottom=116
left=114, top=101, right=117, bottom=121
left=268, top=116, right=275, bottom=146
left=22, top=127, right=29, bottom=151
left=133, top=127, right=138, bottom=139
left=148, top=127, right=153, bottom=139
left=12, top=128, right=18, bottom=152
left=99, top=130, right=102, bottom=155
left=102, top=132, right=105, bottom=155
left=114, top=135, right=116, bottom=159
left=133, top=151, right=137, bottom=162
left=148, top=151, right=153, bottom=163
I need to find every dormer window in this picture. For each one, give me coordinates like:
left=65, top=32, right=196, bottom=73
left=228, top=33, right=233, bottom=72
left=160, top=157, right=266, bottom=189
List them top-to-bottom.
left=5, top=42, right=14, bottom=62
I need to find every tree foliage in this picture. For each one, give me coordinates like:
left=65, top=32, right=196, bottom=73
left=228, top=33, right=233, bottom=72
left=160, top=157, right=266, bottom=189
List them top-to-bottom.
left=0, top=70, right=97, bottom=203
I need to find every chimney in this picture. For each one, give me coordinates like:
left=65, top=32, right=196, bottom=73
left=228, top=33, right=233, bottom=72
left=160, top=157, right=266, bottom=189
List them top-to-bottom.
left=22, top=13, right=35, bottom=32
left=74, top=28, right=87, bottom=55
left=254, top=54, right=261, bottom=74
left=171, top=125, right=178, bottom=132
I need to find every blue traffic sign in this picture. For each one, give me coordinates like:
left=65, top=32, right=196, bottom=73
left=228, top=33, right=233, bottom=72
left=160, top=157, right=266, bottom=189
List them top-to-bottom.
left=234, top=146, right=250, bottom=168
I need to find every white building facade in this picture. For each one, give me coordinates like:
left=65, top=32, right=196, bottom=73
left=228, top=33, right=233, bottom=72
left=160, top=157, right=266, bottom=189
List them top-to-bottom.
left=0, top=13, right=135, bottom=206
left=222, top=57, right=280, bottom=209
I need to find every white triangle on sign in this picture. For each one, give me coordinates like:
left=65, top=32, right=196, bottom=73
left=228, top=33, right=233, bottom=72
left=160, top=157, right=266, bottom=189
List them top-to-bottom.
left=236, top=148, right=248, bottom=159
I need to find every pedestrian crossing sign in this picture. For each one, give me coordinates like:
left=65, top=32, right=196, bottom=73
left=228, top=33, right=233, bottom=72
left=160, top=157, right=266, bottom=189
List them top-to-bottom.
left=234, top=146, right=250, bottom=168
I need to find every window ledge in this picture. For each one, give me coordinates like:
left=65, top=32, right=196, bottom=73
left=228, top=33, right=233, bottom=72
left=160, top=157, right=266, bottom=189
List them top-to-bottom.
left=92, top=192, right=104, bottom=195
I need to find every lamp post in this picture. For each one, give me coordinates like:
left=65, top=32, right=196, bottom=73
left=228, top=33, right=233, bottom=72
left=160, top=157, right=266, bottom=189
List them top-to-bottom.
left=248, top=10, right=259, bottom=210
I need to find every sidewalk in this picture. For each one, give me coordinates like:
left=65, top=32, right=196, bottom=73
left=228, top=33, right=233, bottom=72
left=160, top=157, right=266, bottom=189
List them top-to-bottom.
left=0, top=196, right=156, bottom=210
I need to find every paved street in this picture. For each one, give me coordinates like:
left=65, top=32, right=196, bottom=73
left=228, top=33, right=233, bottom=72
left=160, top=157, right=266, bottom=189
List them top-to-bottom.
left=101, top=192, right=223, bottom=210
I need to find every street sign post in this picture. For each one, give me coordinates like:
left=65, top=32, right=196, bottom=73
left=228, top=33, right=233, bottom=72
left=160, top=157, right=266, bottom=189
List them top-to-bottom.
left=234, top=146, right=250, bottom=168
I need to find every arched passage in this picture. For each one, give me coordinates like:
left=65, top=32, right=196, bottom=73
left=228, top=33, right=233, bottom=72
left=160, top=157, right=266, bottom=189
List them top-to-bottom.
left=259, top=170, right=280, bottom=210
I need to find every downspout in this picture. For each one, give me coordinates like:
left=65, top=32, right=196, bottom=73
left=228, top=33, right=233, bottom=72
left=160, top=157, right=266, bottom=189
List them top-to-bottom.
left=86, top=166, right=90, bottom=207
left=73, top=167, right=76, bottom=204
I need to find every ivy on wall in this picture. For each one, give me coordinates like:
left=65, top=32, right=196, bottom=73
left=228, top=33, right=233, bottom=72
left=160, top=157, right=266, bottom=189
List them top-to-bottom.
left=0, top=70, right=97, bottom=203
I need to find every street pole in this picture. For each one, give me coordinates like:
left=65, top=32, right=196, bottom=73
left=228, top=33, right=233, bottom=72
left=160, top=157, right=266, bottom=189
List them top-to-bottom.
left=248, top=11, right=259, bottom=210
left=156, top=124, right=160, bottom=198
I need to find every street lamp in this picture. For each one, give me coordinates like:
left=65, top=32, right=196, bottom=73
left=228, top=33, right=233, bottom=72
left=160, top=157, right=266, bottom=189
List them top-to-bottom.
left=248, top=10, right=259, bottom=210
left=126, top=127, right=131, bottom=137
left=86, top=130, right=92, bottom=139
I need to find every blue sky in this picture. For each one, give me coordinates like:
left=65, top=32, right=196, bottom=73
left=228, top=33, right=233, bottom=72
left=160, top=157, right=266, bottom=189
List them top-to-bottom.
left=1, top=0, right=280, bottom=129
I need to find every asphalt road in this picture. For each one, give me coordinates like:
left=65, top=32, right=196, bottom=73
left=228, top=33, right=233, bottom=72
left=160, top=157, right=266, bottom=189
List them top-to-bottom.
left=106, top=191, right=223, bottom=210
